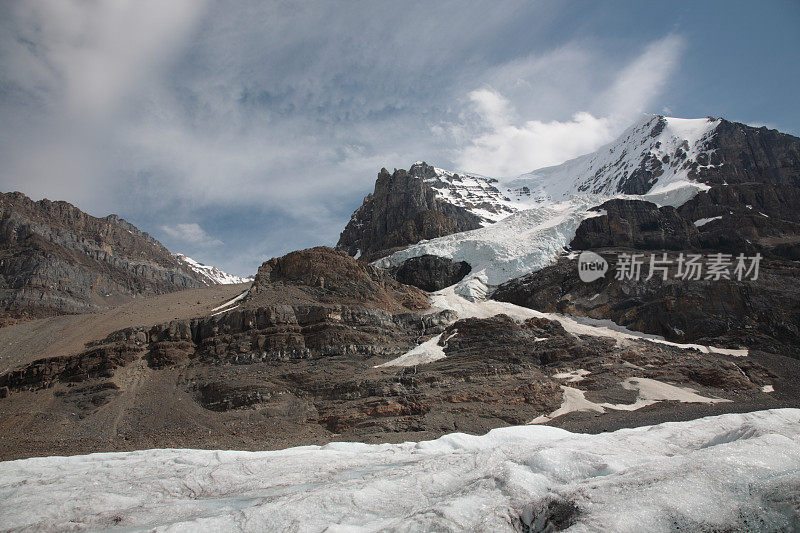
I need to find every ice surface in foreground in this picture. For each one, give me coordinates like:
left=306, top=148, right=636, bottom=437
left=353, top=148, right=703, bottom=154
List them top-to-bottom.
left=1, top=409, right=798, bottom=531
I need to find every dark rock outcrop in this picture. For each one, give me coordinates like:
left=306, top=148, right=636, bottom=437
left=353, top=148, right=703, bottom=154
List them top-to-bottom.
left=693, top=119, right=800, bottom=188
left=495, top=125, right=800, bottom=360
left=336, top=167, right=483, bottom=262
left=0, top=191, right=211, bottom=324
left=572, top=199, right=699, bottom=250
left=492, top=251, right=800, bottom=357
left=390, top=255, right=471, bottom=292
left=0, top=342, right=141, bottom=391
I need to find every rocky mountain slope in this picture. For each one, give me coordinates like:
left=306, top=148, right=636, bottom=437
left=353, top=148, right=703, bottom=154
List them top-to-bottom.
left=0, top=113, right=798, bottom=464
left=354, top=117, right=800, bottom=377
left=336, top=167, right=485, bottom=262
left=0, top=191, right=243, bottom=325
left=492, top=195, right=800, bottom=357
left=2, top=246, right=792, bottom=461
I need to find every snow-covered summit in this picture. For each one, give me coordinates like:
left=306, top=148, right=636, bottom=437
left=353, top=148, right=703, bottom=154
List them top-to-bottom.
left=504, top=114, right=720, bottom=204
left=415, top=115, right=721, bottom=223
left=174, top=254, right=252, bottom=285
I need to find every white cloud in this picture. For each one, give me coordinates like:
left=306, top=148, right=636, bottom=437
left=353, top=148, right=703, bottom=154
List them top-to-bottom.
left=0, top=0, right=206, bottom=213
left=599, top=34, right=685, bottom=121
left=451, top=35, right=686, bottom=177
left=469, top=89, right=513, bottom=129
left=456, top=103, right=613, bottom=177
left=161, top=223, right=223, bottom=246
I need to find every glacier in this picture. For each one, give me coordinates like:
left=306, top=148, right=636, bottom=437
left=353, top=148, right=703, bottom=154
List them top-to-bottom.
left=1, top=409, right=798, bottom=531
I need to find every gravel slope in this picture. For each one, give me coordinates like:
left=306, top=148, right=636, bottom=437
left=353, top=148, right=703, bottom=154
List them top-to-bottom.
left=0, top=283, right=250, bottom=373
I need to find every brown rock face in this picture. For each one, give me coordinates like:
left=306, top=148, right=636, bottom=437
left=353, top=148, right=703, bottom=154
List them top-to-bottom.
left=336, top=167, right=483, bottom=262
left=494, top=185, right=800, bottom=359
left=0, top=191, right=210, bottom=324
left=249, top=246, right=428, bottom=313
left=492, top=251, right=800, bottom=358
left=0, top=305, right=778, bottom=461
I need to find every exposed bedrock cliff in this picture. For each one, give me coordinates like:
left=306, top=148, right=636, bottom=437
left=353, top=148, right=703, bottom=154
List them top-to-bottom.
left=694, top=119, right=800, bottom=188
left=335, top=167, right=483, bottom=262
left=0, top=191, right=209, bottom=324
left=249, top=246, right=429, bottom=312
left=492, top=252, right=800, bottom=358
left=0, top=306, right=774, bottom=459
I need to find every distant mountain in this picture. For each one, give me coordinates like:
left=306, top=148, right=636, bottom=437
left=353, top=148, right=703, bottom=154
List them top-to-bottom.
left=350, top=115, right=798, bottom=283
left=0, top=191, right=245, bottom=324
left=174, top=254, right=252, bottom=285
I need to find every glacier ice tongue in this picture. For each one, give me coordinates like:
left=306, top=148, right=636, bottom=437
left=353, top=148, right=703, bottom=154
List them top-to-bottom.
left=375, top=197, right=601, bottom=292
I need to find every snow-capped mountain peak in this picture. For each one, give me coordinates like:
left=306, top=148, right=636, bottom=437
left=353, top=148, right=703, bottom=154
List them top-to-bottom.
left=504, top=114, right=720, bottom=204
left=381, top=115, right=724, bottom=298
left=409, top=115, right=721, bottom=226
left=174, top=254, right=252, bottom=285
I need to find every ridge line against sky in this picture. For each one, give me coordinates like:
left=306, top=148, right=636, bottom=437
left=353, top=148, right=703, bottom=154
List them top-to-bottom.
left=1, top=1, right=798, bottom=276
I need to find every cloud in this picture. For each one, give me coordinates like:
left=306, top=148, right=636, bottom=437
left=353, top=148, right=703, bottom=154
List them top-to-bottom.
left=0, top=0, right=206, bottom=214
left=0, top=2, right=687, bottom=274
left=599, top=34, right=685, bottom=121
left=450, top=35, right=685, bottom=177
left=457, top=105, right=614, bottom=177
left=161, top=223, right=223, bottom=246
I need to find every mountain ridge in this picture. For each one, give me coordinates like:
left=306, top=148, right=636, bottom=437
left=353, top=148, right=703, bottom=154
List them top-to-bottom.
left=0, top=191, right=247, bottom=324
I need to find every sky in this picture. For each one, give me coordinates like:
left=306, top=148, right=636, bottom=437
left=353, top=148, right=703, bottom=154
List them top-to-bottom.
left=1, top=1, right=798, bottom=276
